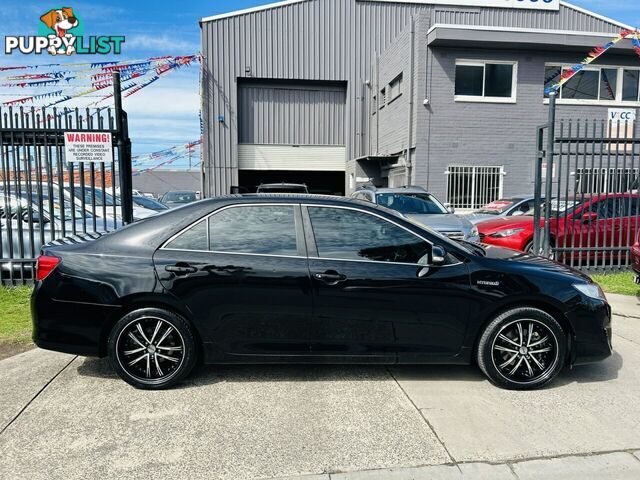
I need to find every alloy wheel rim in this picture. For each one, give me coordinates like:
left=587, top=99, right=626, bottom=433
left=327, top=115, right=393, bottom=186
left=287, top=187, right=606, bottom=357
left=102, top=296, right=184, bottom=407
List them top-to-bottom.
left=115, top=317, right=185, bottom=384
left=491, top=319, right=559, bottom=385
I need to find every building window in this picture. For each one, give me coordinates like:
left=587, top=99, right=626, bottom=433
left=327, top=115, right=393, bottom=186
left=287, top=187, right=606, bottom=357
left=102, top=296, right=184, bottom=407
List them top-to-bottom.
left=455, top=60, right=517, bottom=103
left=544, top=64, right=640, bottom=104
left=388, top=73, right=403, bottom=102
left=380, top=87, right=386, bottom=108
left=445, top=165, right=504, bottom=210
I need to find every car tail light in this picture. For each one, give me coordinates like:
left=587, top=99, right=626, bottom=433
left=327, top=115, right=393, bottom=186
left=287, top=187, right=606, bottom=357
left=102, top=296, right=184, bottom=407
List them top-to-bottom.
left=36, top=255, right=60, bottom=281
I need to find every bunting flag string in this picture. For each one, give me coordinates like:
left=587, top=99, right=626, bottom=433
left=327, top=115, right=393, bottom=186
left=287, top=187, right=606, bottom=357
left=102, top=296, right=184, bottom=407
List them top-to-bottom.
left=544, top=29, right=637, bottom=95
left=633, top=33, right=640, bottom=57
left=0, top=55, right=199, bottom=74
left=1, top=55, right=199, bottom=111
left=132, top=140, right=201, bottom=167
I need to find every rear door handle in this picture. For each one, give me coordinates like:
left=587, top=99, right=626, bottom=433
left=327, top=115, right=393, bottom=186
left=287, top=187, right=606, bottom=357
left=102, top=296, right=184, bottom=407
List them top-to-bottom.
left=165, top=263, right=197, bottom=275
left=313, top=270, right=347, bottom=285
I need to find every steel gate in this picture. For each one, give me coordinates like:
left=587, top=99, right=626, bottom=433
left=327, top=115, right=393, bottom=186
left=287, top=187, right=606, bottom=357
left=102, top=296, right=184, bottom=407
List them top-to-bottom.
left=0, top=74, right=133, bottom=284
left=534, top=96, right=640, bottom=271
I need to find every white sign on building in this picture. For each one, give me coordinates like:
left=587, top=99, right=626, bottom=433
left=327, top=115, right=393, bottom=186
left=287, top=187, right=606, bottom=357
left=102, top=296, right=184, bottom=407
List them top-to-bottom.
left=366, top=0, right=559, bottom=11
left=607, top=108, right=636, bottom=153
left=64, top=132, right=114, bottom=163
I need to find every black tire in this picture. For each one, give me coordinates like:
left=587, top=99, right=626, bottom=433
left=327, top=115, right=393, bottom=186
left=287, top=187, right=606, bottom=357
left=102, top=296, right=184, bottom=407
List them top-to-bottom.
left=525, top=239, right=556, bottom=259
left=477, top=307, right=566, bottom=390
left=108, top=308, right=197, bottom=389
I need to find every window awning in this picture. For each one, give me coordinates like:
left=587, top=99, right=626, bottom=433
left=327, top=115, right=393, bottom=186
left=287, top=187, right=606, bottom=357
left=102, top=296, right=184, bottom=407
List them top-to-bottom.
left=427, top=25, right=637, bottom=55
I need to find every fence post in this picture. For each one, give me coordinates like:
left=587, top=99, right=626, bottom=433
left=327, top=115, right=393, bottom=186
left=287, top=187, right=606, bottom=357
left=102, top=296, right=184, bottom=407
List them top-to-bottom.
left=113, top=72, right=134, bottom=224
left=542, top=92, right=557, bottom=257
left=533, top=126, right=545, bottom=254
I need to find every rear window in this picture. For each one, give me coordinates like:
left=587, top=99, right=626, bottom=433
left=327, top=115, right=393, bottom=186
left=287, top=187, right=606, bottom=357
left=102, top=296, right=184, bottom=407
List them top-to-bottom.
left=165, top=205, right=298, bottom=256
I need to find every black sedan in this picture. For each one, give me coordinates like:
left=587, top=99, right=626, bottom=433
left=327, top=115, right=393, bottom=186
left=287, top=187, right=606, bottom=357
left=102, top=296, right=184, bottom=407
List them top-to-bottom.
left=32, top=195, right=612, bottom=390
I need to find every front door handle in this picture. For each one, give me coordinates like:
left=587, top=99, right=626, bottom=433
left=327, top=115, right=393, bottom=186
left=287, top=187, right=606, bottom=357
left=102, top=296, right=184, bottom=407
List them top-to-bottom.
left=165, top=263, right=197, bottom=275
left=313, top=270, right=347, bottom=285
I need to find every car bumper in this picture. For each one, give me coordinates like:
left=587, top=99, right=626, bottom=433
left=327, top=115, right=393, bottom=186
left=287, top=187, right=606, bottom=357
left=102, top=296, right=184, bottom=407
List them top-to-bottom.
left=631, top=243, right=640, bottom=277
left=31, top=283, right=120, bottom=357
left=568, top=298, right=612, bottom=366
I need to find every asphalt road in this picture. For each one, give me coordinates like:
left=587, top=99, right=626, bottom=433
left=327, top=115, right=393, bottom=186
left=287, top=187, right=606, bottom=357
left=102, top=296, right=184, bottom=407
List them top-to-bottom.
left=1, top=294, right=639, bottom=480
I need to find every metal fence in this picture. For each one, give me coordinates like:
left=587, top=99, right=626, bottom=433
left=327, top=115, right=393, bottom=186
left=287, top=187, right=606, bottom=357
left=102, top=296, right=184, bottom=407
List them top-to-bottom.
left=0, top=76, right=133, bottom=284
left=534, top=95, right=640, bottom=271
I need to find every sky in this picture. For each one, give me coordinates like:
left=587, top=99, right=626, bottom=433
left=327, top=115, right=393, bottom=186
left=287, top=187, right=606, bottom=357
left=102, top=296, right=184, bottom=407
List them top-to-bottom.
left=0, top=0, right=638, bottom=170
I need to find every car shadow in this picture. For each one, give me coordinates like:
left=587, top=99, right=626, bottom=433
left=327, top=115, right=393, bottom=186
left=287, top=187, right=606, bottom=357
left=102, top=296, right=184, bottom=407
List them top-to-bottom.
left=550, top=350, right=623, bottom=388
left=75, top=351, right=623, bottom=389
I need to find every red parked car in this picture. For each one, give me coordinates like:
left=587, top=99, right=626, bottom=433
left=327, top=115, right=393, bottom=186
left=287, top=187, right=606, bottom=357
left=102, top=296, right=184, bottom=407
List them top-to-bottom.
left=477, top=193, right=640, bottom=263
left=632, top=229, right=640, bottom=283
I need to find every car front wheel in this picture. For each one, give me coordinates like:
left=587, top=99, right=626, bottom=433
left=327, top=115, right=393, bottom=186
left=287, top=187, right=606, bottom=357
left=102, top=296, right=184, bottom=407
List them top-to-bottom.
left=477, top=307, right=566, bottom=390
left=108, top=308, right=197, bottom=389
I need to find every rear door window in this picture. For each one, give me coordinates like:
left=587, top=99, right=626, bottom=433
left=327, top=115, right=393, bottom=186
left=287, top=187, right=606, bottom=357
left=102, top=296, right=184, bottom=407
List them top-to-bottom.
left=165, top=205, right=299, bottom=255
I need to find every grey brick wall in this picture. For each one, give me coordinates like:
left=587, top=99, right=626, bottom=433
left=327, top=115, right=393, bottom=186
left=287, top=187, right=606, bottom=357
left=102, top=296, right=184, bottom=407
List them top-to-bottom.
left=412, top=47, right=640, bottom=202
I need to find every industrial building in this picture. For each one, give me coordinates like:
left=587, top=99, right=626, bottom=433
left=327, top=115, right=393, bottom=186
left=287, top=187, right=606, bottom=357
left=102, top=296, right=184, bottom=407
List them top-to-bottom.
left=200, top=0, right=639, bottom=208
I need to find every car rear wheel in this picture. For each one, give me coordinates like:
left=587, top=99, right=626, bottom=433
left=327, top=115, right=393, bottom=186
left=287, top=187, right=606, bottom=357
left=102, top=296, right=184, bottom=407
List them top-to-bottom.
left=477, top=307, right=566, bottom=390
left=108, top=308, right=197, bottom=389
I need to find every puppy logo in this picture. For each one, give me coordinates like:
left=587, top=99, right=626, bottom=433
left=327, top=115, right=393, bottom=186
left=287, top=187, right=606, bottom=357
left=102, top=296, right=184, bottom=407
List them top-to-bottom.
left=4, top=7, right=124, bottom=56
left=39, top=7, right=79, bottom=55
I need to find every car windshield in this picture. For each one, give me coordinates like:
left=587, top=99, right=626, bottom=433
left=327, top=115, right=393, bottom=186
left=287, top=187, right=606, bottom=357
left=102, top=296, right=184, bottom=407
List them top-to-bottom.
left=65, top=186, right=118, bottom=207
left=164, top=192, right=196, bottom=203
left=1, top=193, right=92, bottom=221
left=377, top=193, right=448, bottom=215
left=133, top=196, right=168, bottom=211
left=475, top=199, right=519, bottom=215
left=545, top=199, right=582, bottom=216
left=395, top=210, right=480, bottom=256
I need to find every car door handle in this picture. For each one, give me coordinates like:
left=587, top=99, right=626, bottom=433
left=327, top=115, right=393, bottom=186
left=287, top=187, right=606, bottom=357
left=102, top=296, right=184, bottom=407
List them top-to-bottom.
left=165, top=263, right=197, bottom=275
left=313, top=270, right=347, bottom=285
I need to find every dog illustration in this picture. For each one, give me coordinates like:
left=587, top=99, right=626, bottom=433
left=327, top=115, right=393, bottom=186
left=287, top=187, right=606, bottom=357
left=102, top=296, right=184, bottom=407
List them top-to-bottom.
left=40, top=8, right=78, bottom=55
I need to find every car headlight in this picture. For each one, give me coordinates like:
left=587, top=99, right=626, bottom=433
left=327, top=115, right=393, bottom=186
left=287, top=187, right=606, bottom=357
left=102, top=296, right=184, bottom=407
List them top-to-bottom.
left=469, top=226, right=479, bottom=238
left=490, top=228, right=525, bottom=238
left=573, top=283, right=607, bottom=301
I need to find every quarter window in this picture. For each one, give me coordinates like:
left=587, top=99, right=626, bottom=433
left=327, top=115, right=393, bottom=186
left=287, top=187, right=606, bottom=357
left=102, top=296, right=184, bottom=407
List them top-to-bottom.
left=455, top=61, right=516, bottom=101
left=165, top=205, right=299, bottom=255
left=308, top=207, right=430, bottom=264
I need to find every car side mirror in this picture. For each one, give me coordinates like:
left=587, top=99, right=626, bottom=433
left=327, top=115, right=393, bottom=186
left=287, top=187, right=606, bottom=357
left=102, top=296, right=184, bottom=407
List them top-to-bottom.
left=444, top=203, right=455, bottom=214
left=581, top=212, right=598, bottom=224
left=431, top=245, right=446, bottom=265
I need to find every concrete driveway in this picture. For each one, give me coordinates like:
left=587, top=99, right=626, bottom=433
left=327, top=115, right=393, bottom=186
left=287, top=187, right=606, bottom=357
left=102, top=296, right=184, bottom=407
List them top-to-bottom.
left=1, top=294, right=639, bottom=480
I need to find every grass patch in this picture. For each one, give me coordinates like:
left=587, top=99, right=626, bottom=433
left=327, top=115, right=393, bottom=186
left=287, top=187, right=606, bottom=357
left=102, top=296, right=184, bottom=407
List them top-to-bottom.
left=591, top=271, right=640, bottom=297
left=0, top=286, right=33, bottom=345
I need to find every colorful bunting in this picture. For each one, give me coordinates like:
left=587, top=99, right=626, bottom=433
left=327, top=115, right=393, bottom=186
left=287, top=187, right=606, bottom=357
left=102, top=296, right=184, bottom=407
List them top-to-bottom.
left=545, top=29, right=637, bottom=95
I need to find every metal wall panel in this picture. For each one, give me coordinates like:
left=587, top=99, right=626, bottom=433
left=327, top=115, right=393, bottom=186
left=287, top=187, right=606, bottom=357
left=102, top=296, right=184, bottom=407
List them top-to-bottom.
left=201, top=0, right=626, bottom=195
left=238, top=82, right=346, bottom=145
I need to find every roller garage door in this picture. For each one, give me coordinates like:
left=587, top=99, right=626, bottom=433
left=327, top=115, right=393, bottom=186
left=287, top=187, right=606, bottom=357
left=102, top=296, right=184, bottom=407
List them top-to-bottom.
left=237, top=80, right=346, bottom=191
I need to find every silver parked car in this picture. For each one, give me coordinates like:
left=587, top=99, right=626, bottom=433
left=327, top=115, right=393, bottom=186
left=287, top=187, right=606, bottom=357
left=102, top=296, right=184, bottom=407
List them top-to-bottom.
left=351, top=185, right=479, bottom=242
left=1, top=192, right=115, bottom=265
left=464, top=196, right=544, bottom=225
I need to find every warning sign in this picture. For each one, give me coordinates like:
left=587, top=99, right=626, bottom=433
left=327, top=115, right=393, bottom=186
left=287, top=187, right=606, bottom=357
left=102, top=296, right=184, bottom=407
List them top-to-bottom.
left=64, top=132, right=113, bottom=163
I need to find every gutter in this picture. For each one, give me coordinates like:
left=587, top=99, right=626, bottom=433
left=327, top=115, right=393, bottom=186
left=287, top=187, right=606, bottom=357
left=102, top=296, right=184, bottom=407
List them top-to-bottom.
left=405, top=17, right=415, bottom=187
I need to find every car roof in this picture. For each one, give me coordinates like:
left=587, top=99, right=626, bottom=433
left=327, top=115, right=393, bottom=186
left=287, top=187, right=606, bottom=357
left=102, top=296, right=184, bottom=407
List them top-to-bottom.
left=258, top=182, right=307, bottom=187
left=358, top=186, right=429, bottom=195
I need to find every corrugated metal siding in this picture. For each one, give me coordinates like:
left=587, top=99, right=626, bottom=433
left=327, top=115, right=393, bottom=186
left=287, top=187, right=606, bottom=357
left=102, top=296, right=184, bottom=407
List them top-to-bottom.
left=201, top=0, right=625, bottom=195
left=238, top=82, right=346, bottom=145
left=238, top=144, right=346, bottom=170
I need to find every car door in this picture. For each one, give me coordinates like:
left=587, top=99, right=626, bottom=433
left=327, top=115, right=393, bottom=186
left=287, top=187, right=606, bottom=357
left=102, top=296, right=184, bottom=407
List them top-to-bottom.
left=153, top=203, right=313, bottom=359
left=302, top=204, right=471, bottom=362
